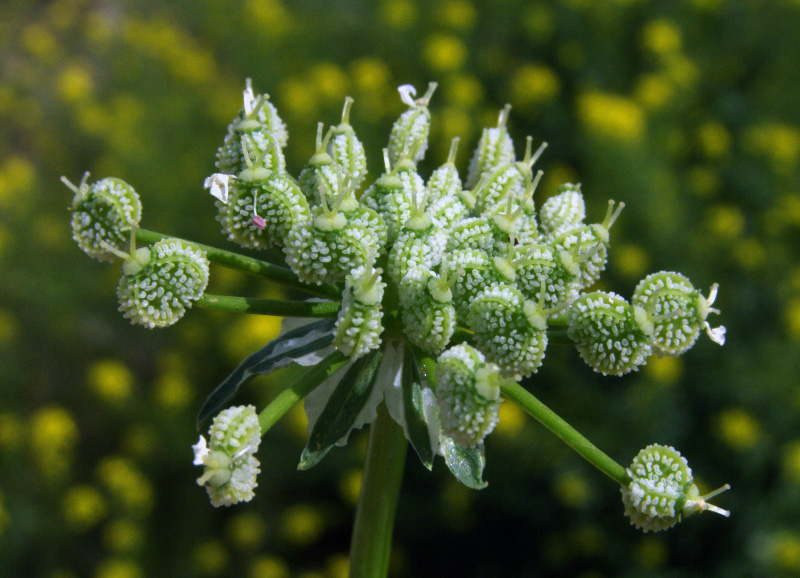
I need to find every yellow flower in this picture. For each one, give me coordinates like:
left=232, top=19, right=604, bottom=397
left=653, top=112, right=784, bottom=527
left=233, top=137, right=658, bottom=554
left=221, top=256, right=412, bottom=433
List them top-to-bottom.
left=243, top=0, right=294, bottom=35
left=380, top=0, right=418, bottom=29
left=435, top=0, right=477, bottom=31
left=522, top=5, right=555, bottom=40
left=641, top=19, right=683, bottom=56
left=422, top=34, right=468, bottom=73
left=350, top=58, right=391, bottom=93
left=310, top=63, right=349, bottom=103
left=510, top=64, right=560, bottom=108
left=57, top=65, right=94, bottom=103
left=634, top=73, right=675, bottom=111
left=444, top=74, right=483, bottom=108
left=577, top=91, right=645, bottom=143
left=698, top=121, right=732, bottom=159
left=687, top=166, right=720, bottom=197
left=705, top=204, right=745, bottom=240
left=733, top=237, right=766, bottom=271
left=611, top=244, right=649, bottom=281
left=785, top=298, right=800, bottom=341
left=223, top=315, right=282, bottom=361
left=644, top=355, right=683, bottom=386
left=88, top=359, right=135, bottom=405
left=494, top=400, right=526, bottom=438
left=30, top=406, right=78, bottom=479
left=714, top=408, right=761, bottom=451
left=96, top=456, right=154, bottom=515
left=338, top=468, right=362, bottom=506
left=553, top=471, right=592, bottom=508
left=63, top=485, right=107, bottom=532
left=281, top=504, right=325, bottom=545
left=227, top=512, right=267, bottom=550
left=103, top=519, right=144, bottom=553
left=635, top=537, right=669, bottom=570
left=193, top=540, right=228, bottom=576
left=326, top=554, right=349, bottom=578
left=248, top=556, right=289, bottom=578
left=95, top=558, right=143, bottom=578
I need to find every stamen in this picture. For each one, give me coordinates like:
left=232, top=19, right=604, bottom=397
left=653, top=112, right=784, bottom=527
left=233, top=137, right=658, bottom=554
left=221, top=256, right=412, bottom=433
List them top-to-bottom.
left=417, top=82, right=438, bottom=106
left=341, top=96, right=353, bottom=125
left=497, top=104, right=512, bottom=128
left=447, top=136, right=460, bottom=165
left=526, top=141, right=548, bottom=169
left=383, top=148, right=392, bottom=173
left=251, top=193, right=266, bottom=230
left=602, top=200, right=625, bottom=230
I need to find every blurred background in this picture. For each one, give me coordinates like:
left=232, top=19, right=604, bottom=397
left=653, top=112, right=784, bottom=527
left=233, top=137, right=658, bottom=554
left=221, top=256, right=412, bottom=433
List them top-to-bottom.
left=2, top=0, right=800, bottom=576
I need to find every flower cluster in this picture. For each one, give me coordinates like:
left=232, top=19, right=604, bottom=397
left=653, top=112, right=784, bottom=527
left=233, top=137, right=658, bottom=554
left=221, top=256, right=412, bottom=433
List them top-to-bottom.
left=68, top=80, right=729, bottom=532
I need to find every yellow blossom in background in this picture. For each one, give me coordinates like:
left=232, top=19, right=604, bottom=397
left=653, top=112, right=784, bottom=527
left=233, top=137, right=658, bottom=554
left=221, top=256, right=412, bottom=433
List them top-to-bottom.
left=243, top=0, right=294, bottom=36
left=380, top=0, right=418, bottom=29
left=435, top=0, right=478, bottom=32
left=522, top=5, right=555, bottom=40
left=641, top=19, right=683, bottom=56
left=21, top=22, right=63, bottom=62
left=422, top=34, right=468, bottom=73
left=664, top=54, right=699, bottom=89
left=350, top=58, right=391, bottom=93
left=310, top=63, right=349, bottom=104
left=57, top=64, right=94, bottom=103
left=510, top=64, right=560, bottom=109
left=634, top=73, right=675, bottom=111
left=444, top=74, right=483, bottom=108
left=279, top=76, right=319, bottom=120
left=577, top=91, right=645, bottom=143
left=437, top=106, right=472, bottom=145
left=698, top=121, right=732, bottom=159
left=743, top=122, right=800, bottom=175
left=0, top=156, right=36, bottom=215
left=541, top=164, right=579, bottom=198
left=687, top=166, right=720, bottom=197
left=705, top=204, right=745, bottom=240
left=33, top=213, right=70, bottom=251
left=733, top=237, right=766, bottom=270
left=611, top=243, right=650, bottom=281
left=0, top=309, right=18, bottom=346
left=224, top=314, right=282, bottom=361
left=644, top=355, right=683, bottom=386
left=88, top=359, right=135, bottom=405
left=153, top=368, right=193, bottom=410
left=285, top=399, right=309, bottom=440
left=494, top=399, right=526, bottom=438
left=30, top=405, right=79, bottom=480
left=714, top=407, right=761, bottom=451
left=0, top=412, right=24, bottom=451
left=119, top=423, right=158, bottom=459
left=782, top=440, right=800, bottom=482
left=96, top=456, right=154, bottom=516
left=338, top=468, right=362, bottom=506
left=554, top=471, right=592, bottom=509
left=62, top=484, right=107, bottom=532
left=0, top=489, right=9, bottom=537
left=281, top=504, right=325, bottom=546
left=227, top=512, right=268, bottom=551
left=103, top=519, right=144, bottom=554
left=764, top=532, right=800, bottom=573
left=635, top=537, right=669, bottom=570
left=193, top=540, right=229, bottom=576
left=326, top=554, right=350, bottom=578
left=249, top=556, right=290, bottom=578
left=94, top=558, right=143, bottom=578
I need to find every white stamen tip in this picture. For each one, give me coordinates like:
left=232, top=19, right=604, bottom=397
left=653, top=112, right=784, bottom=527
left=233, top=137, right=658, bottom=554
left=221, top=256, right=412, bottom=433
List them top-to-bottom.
left=398, top=84, right=417, bottom=107
left=204, top=173, right=233, bottom=204
left=707, top=324, right=727, bottom=345
left=192, top=436, right=209, bottom=465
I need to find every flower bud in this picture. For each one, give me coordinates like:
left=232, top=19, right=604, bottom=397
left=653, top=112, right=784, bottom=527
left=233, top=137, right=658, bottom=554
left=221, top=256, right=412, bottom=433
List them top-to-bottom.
left=388, top=83, right=437, bottom=165
left=329, top=97, right=368, bottom=191
left=466, top=104, right=515, bottom=189
left=426, top=137, right=462, bottom=206
left=64, top=174, right=142, bottom=262
left=539, top=183, right=586, bottom=236
left=116, top=238, right=210, bottom=329
left=334, top=260, right=385, bottom=359
left=399, top=269, right=457, bottom=354
left=632, top=272, right=726, bottom=355
left=467, top=283, right=548, bottom=378
left=566, top=291, right=652, bottom=376
left=436, top=344, right=507, bottom=447
left=194, top=405, right=262, bottom=507
left=621, top=444, right=730, bottom=532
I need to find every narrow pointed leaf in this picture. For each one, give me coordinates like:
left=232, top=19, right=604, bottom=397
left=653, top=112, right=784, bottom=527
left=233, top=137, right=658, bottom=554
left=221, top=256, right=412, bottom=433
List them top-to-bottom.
left=197, top=317, right=336, bottom=427
left=402, top=347, right=436, bottom=469
left=299, top=349, right=384, bottom=469
left=441, top=438, right=488, bottom=489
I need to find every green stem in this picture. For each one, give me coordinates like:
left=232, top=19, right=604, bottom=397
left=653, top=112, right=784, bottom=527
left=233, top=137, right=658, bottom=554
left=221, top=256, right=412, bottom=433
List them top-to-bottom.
left=135, top=228, right=341, bottom=300
left=197, top=294, right=340, bottom=317
left=258, top=351, right=349, bottom=434
left=500, top=381, right=630, bottom=486
left=349, top=402, right=407, bottom=578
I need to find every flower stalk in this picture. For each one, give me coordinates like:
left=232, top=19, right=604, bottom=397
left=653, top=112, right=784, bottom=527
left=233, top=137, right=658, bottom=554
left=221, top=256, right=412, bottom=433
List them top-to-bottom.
left=197, top=294, right=340, bottom=317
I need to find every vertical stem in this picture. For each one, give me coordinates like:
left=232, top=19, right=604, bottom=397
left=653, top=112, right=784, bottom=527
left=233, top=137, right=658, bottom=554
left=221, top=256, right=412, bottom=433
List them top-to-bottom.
left=349, top=403, right=407, bottom=578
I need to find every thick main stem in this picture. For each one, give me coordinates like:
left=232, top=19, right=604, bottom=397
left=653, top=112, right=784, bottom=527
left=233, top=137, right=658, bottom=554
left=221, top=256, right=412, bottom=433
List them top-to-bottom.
left=135, top=228, right=341, bottom=300
left=197, top=294, right=340, bottom=317
left=501, top=381, right=630, bottom=486
left=349, top=403, right=407, bottom=578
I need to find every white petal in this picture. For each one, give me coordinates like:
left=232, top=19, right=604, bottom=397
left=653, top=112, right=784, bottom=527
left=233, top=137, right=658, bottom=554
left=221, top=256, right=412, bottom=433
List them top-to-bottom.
left=398, top=84, right=417, bottom=107
left=204, top=173, right=232, bottom=204
left=278, top=311, right=337, bottom=366
left=707, top=324, right=727, bottom=345
left=192, top=435, right=209, bottom=466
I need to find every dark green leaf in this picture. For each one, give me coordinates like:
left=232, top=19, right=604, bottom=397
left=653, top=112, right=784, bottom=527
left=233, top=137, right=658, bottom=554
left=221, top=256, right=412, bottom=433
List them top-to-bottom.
left=197, top=318, right=336, bottom=428
left=402, top=347, right=435, bottom=470
left=299, top=349, right=384, bottom=469
left=441, top=438, right=488, bottom=489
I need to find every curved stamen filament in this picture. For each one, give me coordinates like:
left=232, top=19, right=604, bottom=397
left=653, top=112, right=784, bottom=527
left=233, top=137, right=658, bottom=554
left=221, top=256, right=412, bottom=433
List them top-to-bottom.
left=602, top=199, right=626, bottom=230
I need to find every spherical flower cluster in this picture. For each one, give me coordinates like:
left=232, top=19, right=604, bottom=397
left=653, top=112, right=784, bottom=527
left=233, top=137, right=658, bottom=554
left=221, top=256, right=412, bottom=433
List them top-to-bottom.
left=194, top=405, right=262, bottom=507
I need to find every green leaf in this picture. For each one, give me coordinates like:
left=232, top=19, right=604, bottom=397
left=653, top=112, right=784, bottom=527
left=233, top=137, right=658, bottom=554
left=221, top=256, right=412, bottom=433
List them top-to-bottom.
left=197, top=318, right=336, bottom=428
left=402, top=347, right=435, bottom=470
left=299, top=349, right=384, bottom=469
left=441, top=438, right=488, bottom=489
